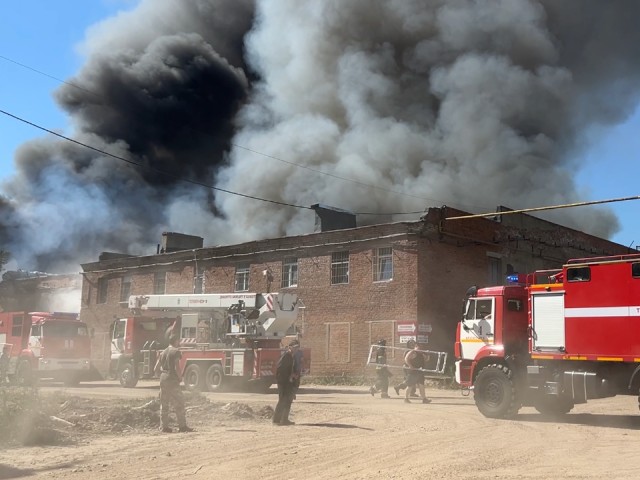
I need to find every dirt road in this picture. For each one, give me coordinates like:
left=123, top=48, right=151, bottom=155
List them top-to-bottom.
left=2, top=381, right=640, bottom=480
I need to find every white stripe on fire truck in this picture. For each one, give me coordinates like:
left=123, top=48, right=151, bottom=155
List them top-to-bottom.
left=564, top=306, right=640, bottom=317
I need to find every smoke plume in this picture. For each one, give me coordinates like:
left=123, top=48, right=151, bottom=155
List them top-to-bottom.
left=2, top=0, right=640, bottom=271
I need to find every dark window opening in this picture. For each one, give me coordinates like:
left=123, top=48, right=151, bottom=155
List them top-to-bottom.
left=567, top=267, right=590, bottom=282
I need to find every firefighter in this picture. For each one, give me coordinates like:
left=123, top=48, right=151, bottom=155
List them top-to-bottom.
left=155, top=334, right=194, bottom=433
left=272, top=339, right=299, bottom=426
left=369, top=339, right=392, bottom=398
left=393, top=339, right=418, bottom=397
left=403, top=342, right=431, bottom=404
left=0, top=344, right=10, bottom=384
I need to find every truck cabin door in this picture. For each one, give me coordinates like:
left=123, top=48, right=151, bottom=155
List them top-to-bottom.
left=460, top=297, right=495, bottom=360
left=111, top=319, right=126, bottom=357
left=28, top=323, right=43, bottom=357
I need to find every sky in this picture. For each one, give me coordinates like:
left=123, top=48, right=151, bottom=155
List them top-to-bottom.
left=1, top=0, right=639, bottom=269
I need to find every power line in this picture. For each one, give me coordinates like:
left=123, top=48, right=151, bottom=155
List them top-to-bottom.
left=0, top=55, right=100, bottom=98
left=0, top=108, right=312, bottom=211
left=447, top=196, right=640, bottom=220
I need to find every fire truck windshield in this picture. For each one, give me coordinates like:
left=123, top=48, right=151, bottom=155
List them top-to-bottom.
left=43, top=322, right=89, bottom=337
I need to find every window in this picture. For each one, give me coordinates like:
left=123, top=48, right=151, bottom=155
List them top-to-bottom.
left=373, top=247, right=393, bottom=281
left=331, top=251, right=349, bottom=285
left=488, top=256, right=502, bottom=285
left=282, top=257, right=298, bottom=288
left=235, top=263, right=250, bottom=292
left=632, top=263, right=640, bottom=278
left=194, top=266, right=204, bottom=294
left=567, top=267, right=590, bottom=282
left=154, top=272, right=166, bottom=294
left=120, top=275, right=132, bottom=303
left=97, top=278, right=108, bottom=304
left=465, top=298, right=493, bottom=320
left=507, top=299, right=523, bottom=312
left=12, top=315, right=23, bottom=337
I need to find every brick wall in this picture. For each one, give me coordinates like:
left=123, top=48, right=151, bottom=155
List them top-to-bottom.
left=79, top=210, right=633, bottom=378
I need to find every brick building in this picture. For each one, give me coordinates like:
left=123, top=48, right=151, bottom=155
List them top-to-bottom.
left=79, top=206, right=632, bottom=378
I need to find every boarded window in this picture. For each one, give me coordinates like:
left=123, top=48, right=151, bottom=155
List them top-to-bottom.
left=373, top=247, right=393, bottom=282
left=331, top=251, right=349, bottom=285
left=325, top=322, right=350, bottom=363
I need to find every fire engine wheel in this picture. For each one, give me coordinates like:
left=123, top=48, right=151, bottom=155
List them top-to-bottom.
left=119, top=363, right=139, bottom=388
left=474, top=363, right=520, bottom=419
left=184, top=364, right=204, bottom=391
left=205, top=364, right=225, bottom=392
left=533, top=395, right=574, bottom=416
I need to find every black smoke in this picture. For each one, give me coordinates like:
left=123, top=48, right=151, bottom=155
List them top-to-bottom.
left=2, top=0, right=640, bottom=272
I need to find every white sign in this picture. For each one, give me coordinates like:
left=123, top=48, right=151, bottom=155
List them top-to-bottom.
left=397, top=323, right=416, bottom=333
left=418, top=324, right=432, bottom=333
left=399, top=335, right=417, bottom=344
left=417, top=335, right=429, bottom=344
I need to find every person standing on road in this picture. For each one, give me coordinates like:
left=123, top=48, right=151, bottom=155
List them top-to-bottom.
left=155, top=334, right=194, bottom=433
left=273, top=339, right=299, bottom=426
left=369, top=339, right=391, bottom=398
left=394, top=339, right=417, bottom=397
left=403, top=342, right=431, bottom=404
left=0, top=344, right=10, bottom=385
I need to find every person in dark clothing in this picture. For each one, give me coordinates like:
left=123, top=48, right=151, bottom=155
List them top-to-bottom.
left=155, top=334, right=194, bottom=433
left=273, top=339, right=299, bottom=426
left=393, top=339, right=418, bottom=397
left=369, top=340, right=392, bottom=398
left=404, top=342, right=431, bottom=404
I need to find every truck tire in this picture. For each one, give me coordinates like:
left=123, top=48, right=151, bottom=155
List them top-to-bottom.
left=16, top=360, right=35, bottom=387
left=119, top=362, right=139, bottom=388
left=474, top=363, right=520, bottom=418
left=184, top=364, right=204, bottom=391
left=205, top=364, right=225, bottom=392
left=533, top=395, right=574, bottom=416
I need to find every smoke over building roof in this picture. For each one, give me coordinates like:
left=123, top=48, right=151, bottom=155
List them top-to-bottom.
left=3, top=0, right=640, bottom=271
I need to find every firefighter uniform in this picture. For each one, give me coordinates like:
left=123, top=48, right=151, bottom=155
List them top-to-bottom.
left=273, top=339, right=299, bottom=426
left=369, top=340, right=391, bottom=398
left=158, top=341, right=191, bottom=432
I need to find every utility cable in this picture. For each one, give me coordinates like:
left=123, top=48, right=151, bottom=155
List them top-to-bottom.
left=0, top=108, right=312, bottom=210
left=446, top=196, right=640, bottom=220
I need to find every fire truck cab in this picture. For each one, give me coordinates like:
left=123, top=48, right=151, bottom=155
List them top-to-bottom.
left=455, top=254, right=640, bottom=418
left=110, top=292, right=309, bottom=392
left=0, top=311, right=91, bottom=386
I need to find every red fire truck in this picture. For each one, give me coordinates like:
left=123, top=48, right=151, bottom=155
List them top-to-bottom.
left=455, top=253, right=640, bottom=418
left=109, top=292, right=310, bottom=392
left=0, top=311, right=91, bottom=386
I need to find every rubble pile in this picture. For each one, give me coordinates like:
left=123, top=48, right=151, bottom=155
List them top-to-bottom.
left=0, top=387, right=269, bottom=447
